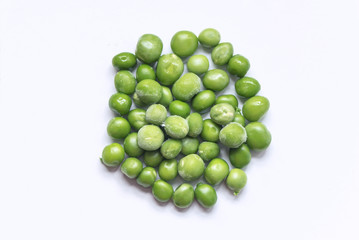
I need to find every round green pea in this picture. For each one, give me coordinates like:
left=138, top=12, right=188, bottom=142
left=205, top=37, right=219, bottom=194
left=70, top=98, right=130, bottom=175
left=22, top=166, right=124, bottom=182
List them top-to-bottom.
left=198, top=28, right=220, bottom=48
left=170, top=30, right=198, bottom=57
left=135, top=34, right=163, bottom=64
left=211, top=42, right=233, bottom=66
left=112, top=52, right=137, bottom=70
left=156, top=53, right=184, bottom=86
left=227, top=54, right=250, bottom=78
left=187, top=55, right=209, bottom=75
left=136, top=64, right=156, bottom=82
left=203, top=69, right=229, bottom=92
left=114, top=70, right=136, bottom=95
left=172, top=73, right=201, bottom=102
left=235, top=77, right=260, bottom=98
left=135, top=79, right=163, bottom=105
left=158, top=87, right=173, bottom=107
left=191, top=90, right=216, bottom=113
left=132, top=92, right=147, bottom=107
left=108, top=93, right=132, bottom=116
left=215, top=94, right=238, bottom=109
left=242, top=96, right=270, bottom=122
left=169, top=100, right=191, bottom=118
left=210, top=103, right=235, bottom=125
left=145, top=104, right=167, bottom=125
left=127, top=109, right=147, bottom=131
left=232, top=111, right=246, bottom=126
left=186, top=112, right=203, bottom=137
left=164, top=116, right=189, bottom=139
left=107, top=117, right=131, bottom=139
left=201, top=119, right=221, bottom=142
left=219, top=122, right=247, bottom=148
left=245, top=122, right=271, bottom=150
left=137, top=125, right=164, bottom=151
left=124, top=132, right=144, bottom=157
left=181, top=137, right=199, bottom=155
left=160, top=139, right=182, bottom=159
left=198, top=141, right=220, bottom=162
left=101, top=143, right=125, bottom=167
left=229, top=144, right=251, bottom=168
left=144, top=150, right=163, bottom=167
left=178, top=154, right=205, bottom=181
left=121, top=157, right=143, bottom=179
left=204, top=158, right=229, bottom=185
left=158, top=159, right=178, bottom=181
left=136, top=167, right=157, bottom=188
left=226, top=168, right=247, bottom=195
left=152, top=180, right=174, bottom=202
left=173, top=183, right=195, bottom=208
left=195, top=183, right=217, bottom=208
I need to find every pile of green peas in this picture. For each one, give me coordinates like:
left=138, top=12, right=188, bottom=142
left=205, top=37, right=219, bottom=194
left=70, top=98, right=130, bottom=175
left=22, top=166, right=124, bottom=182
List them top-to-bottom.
left=101, top=28, right=271, bottom=209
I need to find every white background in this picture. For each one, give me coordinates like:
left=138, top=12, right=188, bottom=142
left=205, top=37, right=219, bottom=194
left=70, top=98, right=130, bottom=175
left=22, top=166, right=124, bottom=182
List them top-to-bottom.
left=1, top=0, right=359, bottom=239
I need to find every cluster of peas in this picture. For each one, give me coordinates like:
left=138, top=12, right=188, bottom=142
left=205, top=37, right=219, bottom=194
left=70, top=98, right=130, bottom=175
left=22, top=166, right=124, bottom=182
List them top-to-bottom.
left=101, top=28, right=271, bottom=209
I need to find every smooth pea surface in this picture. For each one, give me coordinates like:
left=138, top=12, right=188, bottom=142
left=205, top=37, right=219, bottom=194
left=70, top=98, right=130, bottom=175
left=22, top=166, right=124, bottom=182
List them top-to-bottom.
left=198, top=28, right=220, bottom=48
left=171, top=31, right=198, bottom=57
left=135, top=34, right=163, bottom=64
left=211, top=42, right=233, bottom=66
left=112, top=52, right=137, bottom=70
left=156, top=53, right=184, bottom=86
left=227, top=54, right=250, bottom=78
left=187, top=55, right=209, bottom=75
left=136, top=64, right=156, bottom=82
left=203, top=69, right=229, bottom=92
left=114, top=70, right=136, bottom=95
left=172, top=73, right=201, bottom=102
left=235, top=77, right=260, bottom=98
left=135, top=79, right=163, bottom=105
left=158, top=86, right=173, bottom=107
left=191, top=90, right=216, bottom=113
left=132, top=92, right=147, bottom=107
left=109, top=93, right=132, bottom=116
left=216, top=94, right=238, bottom=109
left=242, top=96, right=270, bottom=122
left=169, top=100, right=191, bottom=118
left=210, top=103, right=235, bottom=125
left=145, top=104, right=167, bottom=125
left=127, top=109, right=147, bottom=131
left=232, top=111, right=246, bottom=126
left=186, top=112, right=203, bottom=137
left=164, top=116, right=189, bottom=139
left=107, top=117, right=131, bottom=139
left=201, top=119, right=221, bottom=142
left=219, top=122, right=247, bottom=148
left=245, top=122, right=271, bottom=150
left=137, top=125, right=164, bottom=151
left=124, top=132, right=144, bottom=157
left=181, top=137, right=199, bottom=155
left=160, top=139, right=182, bottom=159
left=198, top=141, right=220, bottom=162
left=101, top=143, right=125, bottom=167
left=229, top=144, right=251, bottom=168
left=144, top=150, right=163, bottom=167
left=178, top=154, right=205, bottom=181
left=121, top=157, right=143, bottom=178
left=204, top=158, right=229, bottom=185
left=158, top=159, right=178, bottom=181
left=136, top=167, right=157, bottom=188
left=226, top=168, right=247, bottom=195
left=152, top=180, right=174, bottom=202
left=173, top=183, right=195, bottom=208
left=195, top=183, right=217, bottom=208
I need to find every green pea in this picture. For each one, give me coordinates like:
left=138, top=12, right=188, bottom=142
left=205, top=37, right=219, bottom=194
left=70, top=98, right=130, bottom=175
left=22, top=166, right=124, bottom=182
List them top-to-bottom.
left=198, top=28, right=220, bottom=48
left=170, top=30, right=198, bottom=57
left=135, top=34, right=163, bottom=64
left=211, top=42, right=233, bottom=66
left=112, top=52, right=137, bottom=70
left=156, top=54, right=184, bottom=86
left=227, top=54, right=250, bottom=78
left=187, top=55, right=209, bottom=75
left=136, top=64, right=156, bottom=82
left=203, top=69, right=229, bottom=92
left=114, top=70, right=136, bottom=95
left=172, top=73, right=201, bottom=102
left=235, top=77, right=260, bottom=98
left=135, top=79, right=163, bottom=105
left=158, top=86, right=173, bottom=107
left=191, top=90, right=216, bottom=113
left=132, top=92, right=147, bottom=107
left=108, top=93, right=132, bottom=116
left=215, top=94, right=238, bottom=109
left=242, top=96, right=270, bottom=122
left=169, top=100, right=191, bottom=118
left=210, top=103, right=235, bottom=125
left=145, top=104, right=167, bottom=125
left=127, top=109, right=147, bottom=131
left=232, top=111, right=246, bottom=126
left=186, top=112, right=203, bottom=137
left=164, top=116, right=189, bottom=139
left=107, top=117, right=131, bottom=140
left=201, top=119, right=221, bottom=142
left=219, top=122, right=247, bottom=148
left=245, top=122, right=271, bottom=150
left=137, top=125, right=164, bottom=151
left=124, top=132, right=144, bottom=157
left=181, top=137, right=199, bottom=155
left=160, top=139, right=182, bottom=159
left=198, top=142, right=220, bottom=162
left=101, top=143, right=125, bottom=167
left=229, top=144, right=251, bottom=168
left=144, top=150, right=163, bottom=167
left=178, top=154, right=205, bottom=181
left=121, top=157, right=143, bottom=178
left=204, top=158, right=229, bottom=185
left=158, top=159, right=178, bottom=181
left=136, top=167, right=157, bottom=188
left=226, top=168, right=247, bottom=195
left=152, top=180, right=174, bottom=202
left=173, top=183, right=195, bottom=208
left=195, top=183, right=217, bottom=208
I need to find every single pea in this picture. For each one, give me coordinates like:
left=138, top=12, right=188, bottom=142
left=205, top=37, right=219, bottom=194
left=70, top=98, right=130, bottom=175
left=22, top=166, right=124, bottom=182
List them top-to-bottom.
left=198, top=28, right=220, bottom=48
left=170, top=30, right=198, bottom=57
left=135, top=34, right=163, bottom=64
left=211, top=42, right=233, bottom=66
left=112, top=52, right=137, bottom=70
left=156, top=53, right=184, bottom=86
left=227, top=54, right=250, bottom=78
left=187, top=55, right=209, bottom=75
left=136, top=64, right=156, bottom=82
left=203, top=69, right=229, bottom=92
left=114, top=70, right=136, bottom=95
left=172, top=73, right=201, bottom=102
left=235, top=77, right=260, bottom=98
left=135, top=79, right=163, bottom=105
left=158, top=86, right=173, bottom=107
left=191, top=90, right=216, bottom=113
left=132, top=92, right=147, bottom=107
left=108, top=93, right=132, bottom=116
left=215, top=94, right=239, bottom=109
left=242, top=96, right=270, bottom=122
left=169, top=100, right=191, bottom=118
left=210, top=103, right=235, bottom=125
left=145, top=104, right=167, bottom=125
left=127, top=109, right=147, bottom=131
left=232, top=111, right=246, bottom=126
left=186, top=112, right=203, bottom=137
left=164, top=116, right=189, bottom=139
left=107, top=117, right=131, bottom=139
left=201, top=119, right=221, bottom=142
left=219, top=122, right=247, bottom=148
left=245, top=122, right=271, bottom=150
left=137, top=125, right=164, bottom=151
left=124, top=132, right=144, bottom=157
left=181, top=137, right=200, bottom=155
left=160, top=139, right=182, bottom=159
left=198, top=142, right=220, bottom=162
left=101, top=143, right=125, bottom=167
left=229, top=144, right=251, bottom=168
left=144, top=150, right=163, bottom=167
left=178, top=154, right=205, bottom=181
left=121, top=157, right=143, bottom=178
left=204, top=158, right=229, bottom=185
left=158, top=159, right=178, bottom=181
left=136, top=167, right=157, bottom=188
left=226, top=168, right=247, bottom=195
left=152, top=180, right=174, bottom=202
left=173, top=183, right=195, bottom=208
left=195, top=183, right=217, bottom=208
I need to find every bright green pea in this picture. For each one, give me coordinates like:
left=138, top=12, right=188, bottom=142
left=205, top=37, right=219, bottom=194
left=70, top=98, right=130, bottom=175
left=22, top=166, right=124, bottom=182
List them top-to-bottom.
left=198, top=28, right=220, bottom=48
left=170, top=31, right=198, bottom=57
left=135, top=34, right=163, bottom=64
left=211, top=42, right=233, bottom=66
left=112, top=52, right=137, bottom=70
left=156, top=54, right=184, bottom=86
left=227, top=54, right=250, bottom=78
left=187, top=55, right=209, bottom=75
left=136, top=64, right=156, bottom=82
left=203, top=69, right=229, bottom=92
left=114, top=70, right=136, bottom=95
left=172, top=73, right=201, bottom=102
left=235, top=77, right=260, bottom=98
left=135, top=79, right=163, bottom=105
left=158, top=86, right=173, bottom=107
left=191, top=90, right=216, bottom=113
left=132, top=92, right=147, bottom=107
left=108, top=93, right=132, bottom=116
left=215, top=94, right=238, bottom=109
left=242, top=96, right=270, bottom=122
left=169, top=100, right=191, bottom=118
left=210, top=103, right=235, bottom=125
left=145, top=104, right=167, bottom=125
left=127, top=109, right=147, bottom=131
left=232, top=111, right=246, bottom=126
left=186, top=112, right=203, bottom=137
left=164, top=116, right=189, bottom=139
left=107, top=117, right=131, bottom=140
left=201, top=119, right=221, bottom=142
left=219, top=122, right=247, bottom=148
left=245, top=122, right=271, bottom=150
left=137, top=125, right=164, bottom=151
left=124, top=132, right=144, bottom=157
left=181, top=137, right=199, bottom=155
left=160, top=139, right=182, bottom=159
left=198, top=142, right=220, bottom=162
left=101, top=143, right=125, bottom=167
left=229, top=144, right=251, bottom=168
left=144, top=150, right=163, bottom=167
left=178, top=154, right=205, bottom=181
left=121, top=157, right=143, bottom=178
left=204, top=158, right=229, bottom=185
left=158, top=159, right=178, bottom=181
left=136, top=167, right=157, bottom=188
left=226, top=168, right=247, bottom=195
left=152, top=180, right=174, bottom=202
left=173, top=183, right=194, bottom=208
left=195, top=183, right=217, bottom=208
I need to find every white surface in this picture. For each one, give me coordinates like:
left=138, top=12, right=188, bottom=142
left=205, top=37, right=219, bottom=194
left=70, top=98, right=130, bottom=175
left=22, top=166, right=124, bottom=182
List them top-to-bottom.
left=1, top=0, right=359, bottom=239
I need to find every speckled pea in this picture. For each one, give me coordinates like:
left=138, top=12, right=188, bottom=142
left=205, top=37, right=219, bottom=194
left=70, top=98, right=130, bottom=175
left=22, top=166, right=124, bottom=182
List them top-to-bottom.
left=198, top=28, right=220, bottom=48
left=171, top=31, right=198, bottom=57
left=135, top=34, right=163, bottom=64
left=211, top=42, right=233, bottom=66
left=112, top=52, right=137, bottom=70
left=156, top=53, right=184, bottom=86
left=227, top=54, right=250, bottom=78
left=187, top=55, right=209, bottom=75
left=136, top=64, right=156, bottom=82
left=203, top=69, right=229, bottom=92
left=114, top=70, right=136, bottom=95
left=172, top=73, right=201, bottom=102
left=235, top=77, right=260, bottom=98
left=135, top=79, right=163, bottom=105
left=158, top=86, right=173, bottom=107
left=191, top=90, right=216, bottom=113
left=132, top=92, right=147, bottom=107
left=108, top=93, right=132, bottom=116
left=215, top=94, right=238, bottom=109
left=242, top=96, right=270, bottom=122
left=169, top=100, right=191, bottom=118
left=210, top=103, right=235, bottom=125
left=145, top=104, right=167, bottom=125
left=127, top=109, right=147, bottom=131
left=232, top=111, right=246, bottom=126
left=186, top=112, right=203, bottom=137
left=164, top=116, right=189, bottom=139
left=107, top=117, right=131, bottom=139
left=201, top=119, right=221, bottom=142
left=219, top=122, right=247, bottom=148
left=245, top=122, right=271, bottom=150
left=137, top=125, right=164, bottom=151
left=124, top=132, right=144, bottom=157
left=181, top=137, right=199, bottom=155
left=160, top=139, right=182, bottom=159
left=198, top=141, right=220, bottom=162
left=101, top=143, right=125, bottom=167
left=229, top=144, right=251, bottom=168
left=144, top=150, right=163, bottom=167
left=178, top=154, right=205, bottom=181
left=121, top=157, right=143, bottom=178
left=204, top=158, right=229, bottom=185
left=158, top=159, right=178, bottom=181
left=136, top=167, right=157, bottom=188
left=226, top=168, right=247, bottom=195
left=152, top=180, right=174, bottom=202
left=195, top=183, right=217, bottom=208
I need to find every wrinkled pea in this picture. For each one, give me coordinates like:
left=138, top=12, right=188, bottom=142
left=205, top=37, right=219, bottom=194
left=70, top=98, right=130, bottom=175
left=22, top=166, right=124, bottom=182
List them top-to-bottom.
left=210, top=103, right=235, bottom=125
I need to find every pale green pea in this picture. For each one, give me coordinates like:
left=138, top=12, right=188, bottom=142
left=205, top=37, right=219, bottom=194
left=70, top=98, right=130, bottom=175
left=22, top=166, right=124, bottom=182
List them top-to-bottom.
left=198, top=28, right=220, bottom=48
left=171, top=31, right=198, bottom=57
left=211, top=42, right=233, bottom=66
left=156, top=53, right=184, bottom=86
left=187, top=55, right=209, bottom=75
left=203, top=69, right=229, bottom=92
left=172, top=73, right=201, bottom=102
left=135, top=79, right=163, bottom=105
left=210, top=103, right=235, bottom=125
left=145, top=104, right=167, bottom=125
left=186, top=112, right=203, bottom=137
left=164, top=116, right=189, bottom=139
left=219, top=122, right=247, bottom=148
left=137, top=125, right=164, bottom=151
left=181, top=137, right=200, bottom=155
left=160, top=139, right=182, bottom=159
left=198, top=142, right=220, bottom=162
left=178, top=154, right=205, bottom=181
